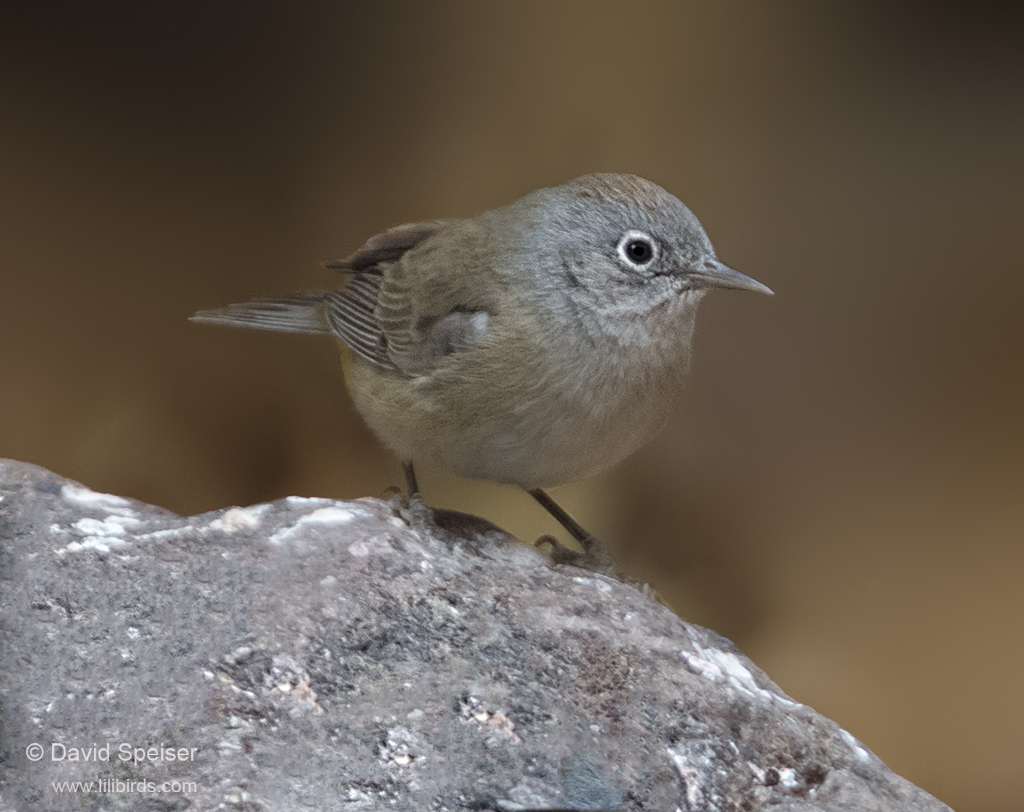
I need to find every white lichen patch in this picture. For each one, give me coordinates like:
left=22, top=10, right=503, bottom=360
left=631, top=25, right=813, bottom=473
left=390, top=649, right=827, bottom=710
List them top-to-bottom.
left=61, top=483, right=137, bottom=517
left=55, top=484, right=142, bottom=554
left=285, top=495, right=336, bottom=507
left=208, top=506, right=263, bottom=533
left=269, top=506, right=362, bottom=546
left=303, top=506, right=360, bottom=524
left=54, top=512, right=193, bottom=555
left=55, top=514, right=143, bottom=555
left=72, top=516, right=140, bottom=536
left=135, top=527, right=194, bottom=542
left=62, top=536, right=130, bottom=554
left=572, top=576, right=614, bottom=593
left=683, top=645, right=799, bottom=708
left=841, top=728, right=871, bottom=762
left=667, top=746, right=706, bottom=809
left=777, top=767, right=799, bottom=789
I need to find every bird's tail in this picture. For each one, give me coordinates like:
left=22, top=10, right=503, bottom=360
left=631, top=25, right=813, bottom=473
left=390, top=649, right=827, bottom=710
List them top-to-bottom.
left=190, top=294, right=330, bottom=335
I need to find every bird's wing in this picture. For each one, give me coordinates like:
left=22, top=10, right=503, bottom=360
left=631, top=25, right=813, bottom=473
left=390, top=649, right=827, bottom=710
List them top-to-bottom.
left=324, top=219, right=496, bottom=377
left=322, top=221, right=448, bottom=375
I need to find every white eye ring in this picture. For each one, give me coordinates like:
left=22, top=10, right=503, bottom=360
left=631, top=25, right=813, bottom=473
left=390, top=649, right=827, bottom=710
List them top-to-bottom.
left=616, top=230, right=658, bottom=268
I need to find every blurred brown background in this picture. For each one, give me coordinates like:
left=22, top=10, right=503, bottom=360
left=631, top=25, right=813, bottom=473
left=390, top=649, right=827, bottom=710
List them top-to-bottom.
left=2, top=3, right=1021, bottom=809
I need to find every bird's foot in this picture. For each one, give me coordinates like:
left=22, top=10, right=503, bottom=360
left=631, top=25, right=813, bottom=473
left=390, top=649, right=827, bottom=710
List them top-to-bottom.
left=387, top=489, right=434, bottom=534
left=387, top=491, right=492, bottom=557
left=533, top=534, right=615, bottom=574
left=534, top=534, right=659, bottom=599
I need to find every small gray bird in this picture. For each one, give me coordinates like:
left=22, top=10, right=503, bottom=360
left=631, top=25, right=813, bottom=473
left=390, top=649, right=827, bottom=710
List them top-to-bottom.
left=192, top=174, right=771, bottom=569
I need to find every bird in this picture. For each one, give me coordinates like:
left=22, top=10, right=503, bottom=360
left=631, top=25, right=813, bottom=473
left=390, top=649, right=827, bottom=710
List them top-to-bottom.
left=191, top=173, right=771, bottom=571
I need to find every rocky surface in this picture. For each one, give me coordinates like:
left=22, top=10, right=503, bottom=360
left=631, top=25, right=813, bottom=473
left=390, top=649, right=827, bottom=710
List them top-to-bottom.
left=0, top=459, right=952, bottom=811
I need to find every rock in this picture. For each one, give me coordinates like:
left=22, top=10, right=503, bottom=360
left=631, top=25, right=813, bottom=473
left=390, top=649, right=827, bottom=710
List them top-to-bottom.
left=0, top=459, right=951, bottom=811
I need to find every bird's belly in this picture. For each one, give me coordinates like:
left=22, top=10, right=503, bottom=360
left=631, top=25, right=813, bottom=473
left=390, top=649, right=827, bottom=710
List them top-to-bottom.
left=349, top=351, right=682, bottom=489
left=454, top=397, right=672, bottom=488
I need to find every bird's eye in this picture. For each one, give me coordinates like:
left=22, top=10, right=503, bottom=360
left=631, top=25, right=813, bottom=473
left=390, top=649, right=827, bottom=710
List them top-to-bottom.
left=617, top=231, right=657, bottom=268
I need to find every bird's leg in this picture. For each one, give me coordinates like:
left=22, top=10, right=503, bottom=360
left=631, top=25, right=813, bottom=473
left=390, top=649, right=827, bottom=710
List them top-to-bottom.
left=403, top=460, right=420, bottom=500
left=399, top=461, right=434, bottom=533
left=394, top=463, right=500, bottom=556
left=527, top=488, right=616, bottom=574
left=528, top=489, right=661, bottom=598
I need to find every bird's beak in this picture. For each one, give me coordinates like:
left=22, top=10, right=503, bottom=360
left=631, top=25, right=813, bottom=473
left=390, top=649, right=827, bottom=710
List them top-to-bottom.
left=691, top=258, right=773, bottom=295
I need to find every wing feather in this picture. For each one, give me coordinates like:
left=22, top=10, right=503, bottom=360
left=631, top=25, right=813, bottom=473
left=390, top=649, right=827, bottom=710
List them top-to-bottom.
left=323, top=273, right=395, bottom=373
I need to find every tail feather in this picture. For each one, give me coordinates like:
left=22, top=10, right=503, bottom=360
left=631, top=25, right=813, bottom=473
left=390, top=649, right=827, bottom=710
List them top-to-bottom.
left=190, top=294, right=330, bottom=335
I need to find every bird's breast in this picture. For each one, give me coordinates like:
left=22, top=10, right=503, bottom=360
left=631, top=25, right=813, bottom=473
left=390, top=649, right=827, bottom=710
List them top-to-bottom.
left=349, top=294, right=697, bottom=488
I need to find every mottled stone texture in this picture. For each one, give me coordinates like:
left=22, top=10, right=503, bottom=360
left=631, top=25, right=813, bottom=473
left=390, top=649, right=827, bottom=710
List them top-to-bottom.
left=0, top=460, right=951, bottom=811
